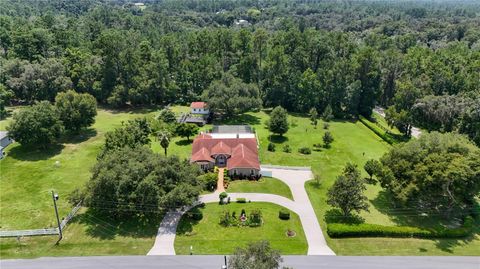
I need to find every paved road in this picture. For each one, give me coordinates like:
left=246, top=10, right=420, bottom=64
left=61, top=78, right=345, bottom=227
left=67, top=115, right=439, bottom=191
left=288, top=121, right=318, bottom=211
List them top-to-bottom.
left=148, top=167, right=335, bottom=256
left=2, top=255, right=479, bottom=269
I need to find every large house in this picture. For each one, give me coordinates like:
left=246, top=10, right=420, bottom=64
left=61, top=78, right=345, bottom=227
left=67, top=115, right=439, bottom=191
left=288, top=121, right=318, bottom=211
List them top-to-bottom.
left=190, top=126, right=260, bottom=177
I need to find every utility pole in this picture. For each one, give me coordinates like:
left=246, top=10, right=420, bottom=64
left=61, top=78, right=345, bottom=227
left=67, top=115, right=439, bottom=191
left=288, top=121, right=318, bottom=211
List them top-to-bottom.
left=51, top=191, right=62, bottom=244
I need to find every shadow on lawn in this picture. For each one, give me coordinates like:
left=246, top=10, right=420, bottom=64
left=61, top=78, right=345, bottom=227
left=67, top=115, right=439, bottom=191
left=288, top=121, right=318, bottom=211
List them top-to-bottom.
left=98, top=105, right=160, bottom=115
left=213, top=113, right=261, bottom=126
left=7, top=128, right=98, bottom=162
left=59, top=128, right=98, bottom=144
left=268, top=135, right=288, bottom=143
left=175, top=139, right=192, bottom=146
left=8, top=143, right=65, bottom=161
left=371, top=190, right=480, bottom=253
left=371, top=191, right=457, bottom=229
left=176, top=207, right=203, bottom=235
left=74, top=209, right=161, bottom=240
left=324, top=209, right=364, bottom=224
left=433, top=229, right=479, bottom=253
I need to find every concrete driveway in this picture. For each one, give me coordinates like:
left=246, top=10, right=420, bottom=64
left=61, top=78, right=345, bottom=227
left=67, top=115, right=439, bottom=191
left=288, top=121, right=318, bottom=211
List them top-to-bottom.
left=148, top=166, right=335, bottom=256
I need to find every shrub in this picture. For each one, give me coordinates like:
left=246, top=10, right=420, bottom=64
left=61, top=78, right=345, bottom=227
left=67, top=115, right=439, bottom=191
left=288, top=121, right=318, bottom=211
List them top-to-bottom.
left=323, top=123, right=330, bottom=130
left=323, top=131, right=334, bottom=148
left=267, top=142, right=276, bottom=152
left=282, top=144, right=291, bottom=153
left=298, top=147, right=311, bottom=154
left=200, top=172, right=217, bottom=191
left=219, top=192, right=228, bottom=199
left=219, top=192, right=228, bottom=204
left=237, top=198, right=247, bottom=203
left=249, top=209, right=263, bottom=227
left=278, top=209, right=291, bottom=220
left=219, top=210, right=231, bottom=227
left=327, top=222, right=473, bottom=239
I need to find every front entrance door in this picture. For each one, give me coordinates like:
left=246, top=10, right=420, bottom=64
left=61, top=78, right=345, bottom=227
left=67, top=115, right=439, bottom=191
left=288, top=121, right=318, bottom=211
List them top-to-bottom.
left=215, top=154, right=227, bottom=167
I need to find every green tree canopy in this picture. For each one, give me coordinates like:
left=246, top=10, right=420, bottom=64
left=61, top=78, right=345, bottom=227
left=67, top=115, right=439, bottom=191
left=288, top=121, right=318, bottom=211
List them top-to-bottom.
left=202, top=73, right=262, bottom=117
left=55, top=90, right=97, bottom=132
left=7, top=101, right=64, bottom=148
left=268, top=106, right=289, bottom=136
left=157, top=107, right=176, bottom=123
left=100, top=118, right=151, bottom=158
left=175, top=123, right=199, bottom=141
left=378, top=132, right=480, bottom=218
left=86, top=146, right=202, bottom=218
left=364, top=159, right=382, bottom=181
left=327, top=163, right=369, bottom=217
left=228, top=241, right=283, bottom=269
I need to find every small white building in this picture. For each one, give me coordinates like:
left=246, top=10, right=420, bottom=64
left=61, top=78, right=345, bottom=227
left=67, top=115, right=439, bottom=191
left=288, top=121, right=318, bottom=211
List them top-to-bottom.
left=234, top=19, right=250, bottom=28
left=190, top=102, right=209, bottom=115
left=0, top=131, right=13, bottom=159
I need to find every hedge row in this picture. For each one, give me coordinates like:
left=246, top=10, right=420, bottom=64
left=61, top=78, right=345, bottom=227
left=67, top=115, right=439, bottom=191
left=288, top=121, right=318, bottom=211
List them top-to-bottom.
left=358, top=116, right=395, bottom=145
left=236, top=198, right=247, bottom=203
left=327, top=218, right=473, bottom=239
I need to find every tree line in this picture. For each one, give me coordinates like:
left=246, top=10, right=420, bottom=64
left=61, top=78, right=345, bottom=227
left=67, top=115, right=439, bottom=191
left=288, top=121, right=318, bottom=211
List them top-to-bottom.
left=1, top=0, right=479, bottom=145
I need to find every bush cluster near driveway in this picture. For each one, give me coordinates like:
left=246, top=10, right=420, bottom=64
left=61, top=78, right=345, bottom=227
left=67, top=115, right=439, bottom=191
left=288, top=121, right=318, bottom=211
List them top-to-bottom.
left=227, top=177, right=293, bottom=200
left=174, top=202, right=307, bottom=255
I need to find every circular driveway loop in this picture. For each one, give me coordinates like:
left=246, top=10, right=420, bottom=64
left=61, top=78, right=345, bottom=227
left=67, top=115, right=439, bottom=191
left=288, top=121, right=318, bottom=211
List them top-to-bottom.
left=147, top=166, right=335, bottom=256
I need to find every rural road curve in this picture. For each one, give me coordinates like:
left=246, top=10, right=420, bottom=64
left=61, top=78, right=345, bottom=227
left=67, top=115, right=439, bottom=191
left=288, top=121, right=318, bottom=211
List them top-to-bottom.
left=148, top=166, right=335, bottom=256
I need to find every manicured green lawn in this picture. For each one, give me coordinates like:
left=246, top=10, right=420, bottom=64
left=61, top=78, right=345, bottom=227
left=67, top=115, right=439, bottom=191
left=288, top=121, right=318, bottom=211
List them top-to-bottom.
left=1, top=105, right=478, bottom=257
left=0, top=108, right=160, bottom=258
left=226, top=177, right=293, bottom=200
left=174, top=202, right=307, bottom=255
left=0, top=208, right=159, bottom=259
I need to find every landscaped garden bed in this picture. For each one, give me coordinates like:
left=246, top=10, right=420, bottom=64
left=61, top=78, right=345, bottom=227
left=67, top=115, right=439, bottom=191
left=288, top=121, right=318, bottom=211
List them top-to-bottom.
left=174, top=202, right=307, bottom=255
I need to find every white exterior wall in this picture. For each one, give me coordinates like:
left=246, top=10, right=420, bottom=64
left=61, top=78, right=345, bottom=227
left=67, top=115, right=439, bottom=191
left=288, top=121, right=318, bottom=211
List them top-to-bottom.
left=191, top=108, right=209, bottom=115
left=209, top=133, right=255, bottom=139
left=228, top=168, right=260, bottom=177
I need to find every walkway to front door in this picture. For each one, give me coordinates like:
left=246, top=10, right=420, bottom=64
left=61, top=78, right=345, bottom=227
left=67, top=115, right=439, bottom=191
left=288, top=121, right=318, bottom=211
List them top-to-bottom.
left=216, top=168, right=225, bottom=192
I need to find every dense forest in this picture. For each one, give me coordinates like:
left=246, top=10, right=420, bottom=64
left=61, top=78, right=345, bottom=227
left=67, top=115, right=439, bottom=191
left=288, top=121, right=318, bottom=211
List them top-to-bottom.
left=0, top=0, right=479, bottom=144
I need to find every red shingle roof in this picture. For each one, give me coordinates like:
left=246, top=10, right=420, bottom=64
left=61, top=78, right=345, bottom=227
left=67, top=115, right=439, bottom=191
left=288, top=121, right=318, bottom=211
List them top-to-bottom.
left=190, top=102, right=206, bottom=109
left=191, top=135, right=259, bottom=170
left=211, top=141, right=231, bottom=156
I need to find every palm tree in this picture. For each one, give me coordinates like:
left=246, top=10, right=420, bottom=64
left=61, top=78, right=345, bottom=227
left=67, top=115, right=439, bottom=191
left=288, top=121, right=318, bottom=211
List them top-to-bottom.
left=158, top=131, right=170, bottom=156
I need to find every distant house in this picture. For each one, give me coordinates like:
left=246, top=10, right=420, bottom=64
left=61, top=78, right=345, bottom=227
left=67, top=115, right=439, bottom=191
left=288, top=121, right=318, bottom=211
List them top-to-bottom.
left=131, top=2, right=146, bottom=11
left=234, top=19, right=250, bottom=28
left=190, top=102, right=209, bottom=115
left=190, top=125, right=260, bottom=177
left=0, top=131, right=13, bottom=159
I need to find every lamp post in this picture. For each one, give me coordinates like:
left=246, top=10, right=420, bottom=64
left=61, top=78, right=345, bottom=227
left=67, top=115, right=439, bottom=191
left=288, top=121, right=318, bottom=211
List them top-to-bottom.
left=52, top=191, right=62, bottom=244
left=221, top=255, right=227, bottom=269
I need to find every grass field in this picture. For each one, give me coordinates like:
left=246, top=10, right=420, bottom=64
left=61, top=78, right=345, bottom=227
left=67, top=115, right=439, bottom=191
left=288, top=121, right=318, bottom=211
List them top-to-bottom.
left=1, top=105, right=478, bottom=257
left=0, top=108, right=159, bottom=258
left=226, top=177, right=293, bottom=200
left=174, top=202, right=307, bottom=255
